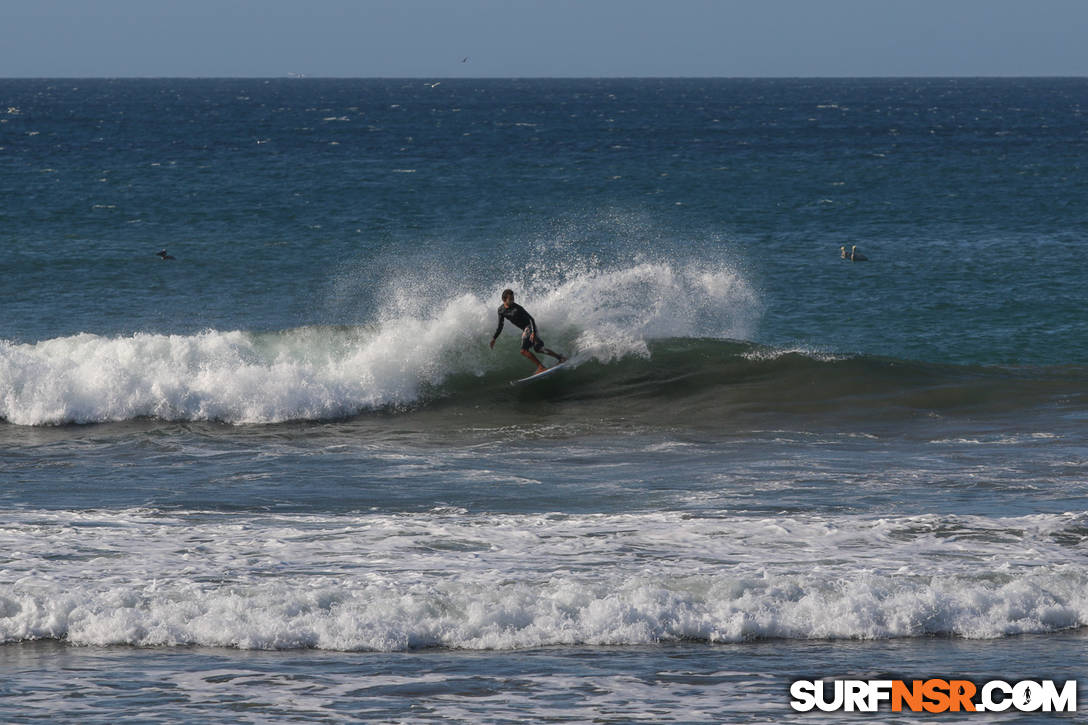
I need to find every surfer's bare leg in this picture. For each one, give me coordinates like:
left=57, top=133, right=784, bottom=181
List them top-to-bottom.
left=540, top=347, right=566, bottom=363
left=521, top=349, right=547, bottom=374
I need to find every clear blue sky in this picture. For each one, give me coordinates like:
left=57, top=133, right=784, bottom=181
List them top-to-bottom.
left=3, top=0, right=1087, bottom=78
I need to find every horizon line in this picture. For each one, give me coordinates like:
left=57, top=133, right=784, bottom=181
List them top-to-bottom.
left=2, top=74, right=1086, bottom=81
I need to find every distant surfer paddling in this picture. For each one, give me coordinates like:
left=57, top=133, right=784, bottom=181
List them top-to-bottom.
left=489, top=289, right=566, bottom=374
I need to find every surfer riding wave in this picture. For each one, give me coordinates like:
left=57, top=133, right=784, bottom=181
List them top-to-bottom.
left=489, top=289, right=566, bottom=375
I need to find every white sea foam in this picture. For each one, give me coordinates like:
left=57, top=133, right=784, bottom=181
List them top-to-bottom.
left=1, top=260, right=759, bottom=425
left=506, top=260, right=759, bottom=363
left=741, top=345, right=845, bottom=363
left=930, top=433, right=1061, bottom=446
left=1, top=509, right=1085, bottom=650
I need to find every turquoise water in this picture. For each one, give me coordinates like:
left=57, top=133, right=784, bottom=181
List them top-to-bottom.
left=2, top=78, right=1087, bottom=722
left=5, top=78, right=1086, bottom=363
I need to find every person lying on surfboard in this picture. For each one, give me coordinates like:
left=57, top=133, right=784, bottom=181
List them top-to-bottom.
left=489, top=289, right=566, bottom=375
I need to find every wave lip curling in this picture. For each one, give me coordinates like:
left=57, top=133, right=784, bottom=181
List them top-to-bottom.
left=1, top=260, right=761, bottom=426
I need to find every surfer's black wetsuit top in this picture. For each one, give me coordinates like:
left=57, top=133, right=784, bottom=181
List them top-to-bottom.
left=492, top=302, right=538, bottom=340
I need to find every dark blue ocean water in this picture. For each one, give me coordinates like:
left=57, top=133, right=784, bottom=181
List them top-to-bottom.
left=2, top=78, right=1087, bottom=722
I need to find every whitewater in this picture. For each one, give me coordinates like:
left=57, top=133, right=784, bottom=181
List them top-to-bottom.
left=1, top=261, right=759, bottom=425
left=3, top=508, right=1086, bottom=652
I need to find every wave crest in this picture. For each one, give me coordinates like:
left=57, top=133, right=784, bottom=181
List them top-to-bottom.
left=1, top=260, right=761, bottom=425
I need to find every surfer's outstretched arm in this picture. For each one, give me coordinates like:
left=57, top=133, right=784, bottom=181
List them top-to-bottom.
left=490, top=313, right=505, bottom=349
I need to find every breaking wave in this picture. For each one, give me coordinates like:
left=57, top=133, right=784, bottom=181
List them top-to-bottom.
left=2, top=258, right=1084, bottom=428
left=1, top=260, right=758, bottom=425
left=2, top=509, right=1086, bottom=651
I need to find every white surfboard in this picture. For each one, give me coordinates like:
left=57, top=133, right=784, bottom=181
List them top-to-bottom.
left=512, top=360, right=569, bottom=385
